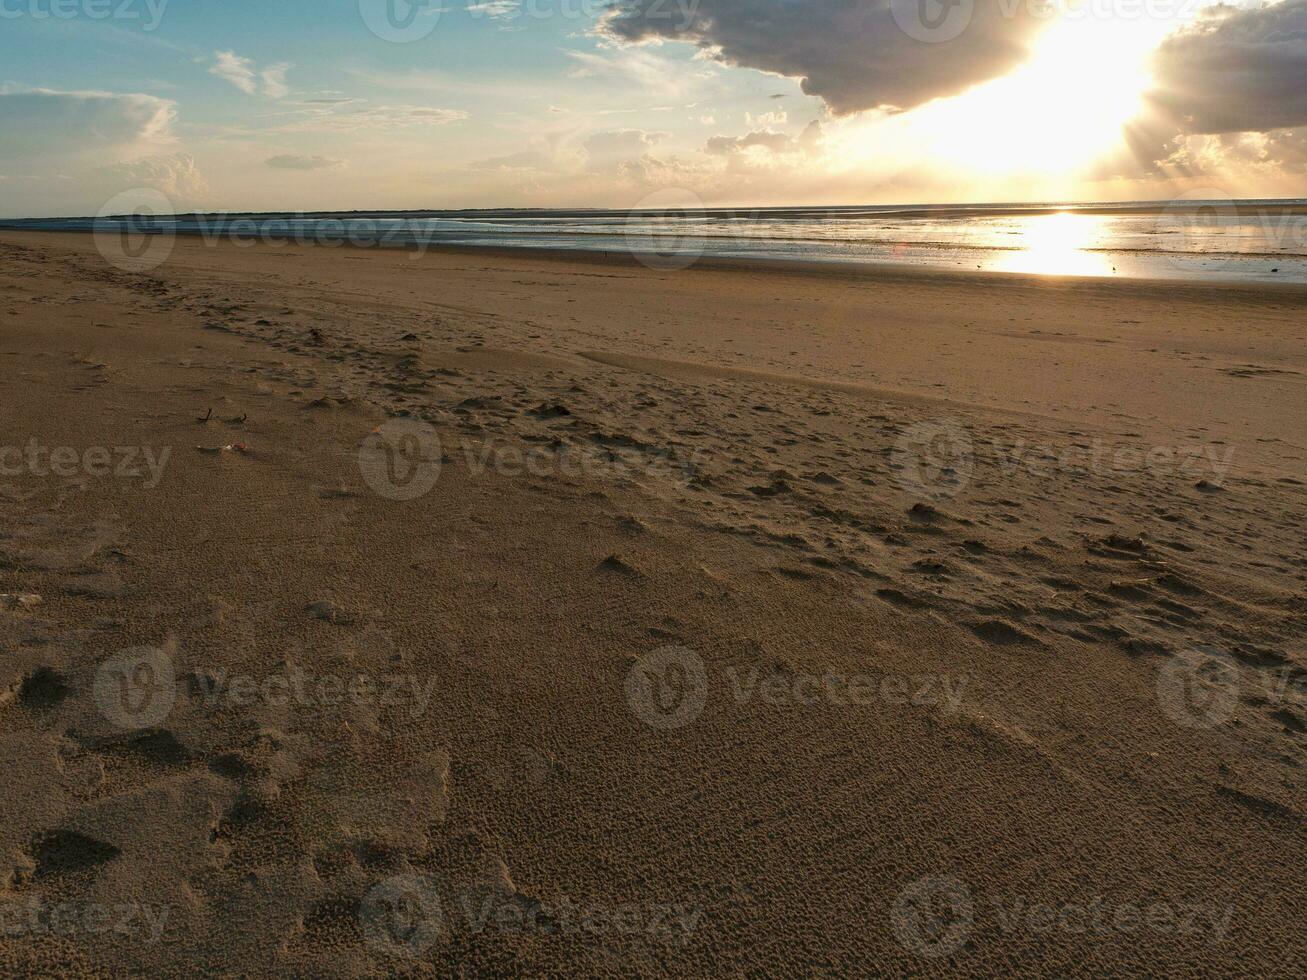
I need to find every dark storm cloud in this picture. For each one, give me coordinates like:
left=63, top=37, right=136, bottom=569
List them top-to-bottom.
left=599, top=0, right=1047, bottom=114
left=1150, top=0, right=1307, bottom=134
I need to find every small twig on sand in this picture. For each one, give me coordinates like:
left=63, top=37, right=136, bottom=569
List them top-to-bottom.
left=196, top=408, right=213, bottom=423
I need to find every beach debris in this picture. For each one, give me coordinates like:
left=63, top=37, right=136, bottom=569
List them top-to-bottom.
left=309, top=327, right=324, bottom=344
left=196, top=407, right=214, bottom=424
left=225, top=414, right=248, bottom=425
left=196, top=443, right=249, bottom=455
left=1195, top=479, right=1224, bottom=493
left=0, top=593, right=42, bottom=610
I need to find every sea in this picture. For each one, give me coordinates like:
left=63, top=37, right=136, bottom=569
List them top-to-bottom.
left=5, top=200, right=1307, bottom=283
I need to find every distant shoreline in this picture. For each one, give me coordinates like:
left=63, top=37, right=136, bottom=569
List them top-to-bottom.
left=4, top=198, right=1307, bottom=225
left=9, top=228, right=1307, bottom=292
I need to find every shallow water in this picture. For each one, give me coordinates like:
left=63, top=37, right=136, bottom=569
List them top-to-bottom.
left=9, top=201, right=1307, bottom=283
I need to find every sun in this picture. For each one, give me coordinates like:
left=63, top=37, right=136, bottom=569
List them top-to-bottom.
left=900, top=10, right=1191, bottom=180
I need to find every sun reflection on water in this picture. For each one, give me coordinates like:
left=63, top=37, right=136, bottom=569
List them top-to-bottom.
left=991, top=212, right=1116, bottom=277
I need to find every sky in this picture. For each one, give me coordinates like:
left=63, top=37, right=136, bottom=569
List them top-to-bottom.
left=1, top=0, right=1305, bottom=216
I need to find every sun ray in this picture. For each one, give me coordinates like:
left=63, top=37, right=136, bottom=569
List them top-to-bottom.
left=831, top=7, right=1207, bottom=191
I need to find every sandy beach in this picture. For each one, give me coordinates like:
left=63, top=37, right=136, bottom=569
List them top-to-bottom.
left=0, top=230, right=1303, bottom=976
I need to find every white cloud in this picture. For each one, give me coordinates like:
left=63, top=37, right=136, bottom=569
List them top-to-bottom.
left=467, top=0, right=521, bottom=20
left=565, top=45, right=706, bottom=98
left=210, top=50, right=258, bottom=95
left=210, top=51, right=293, bottom=98
left=261, top=63, right=293, bottom=100
left=0, top=87, right=176, bottom=162
left=268, top=103, right=469, bottom=135
left=746, top=110, right=787, bottom=128
left=704, top=121, right=825, bottom=173
left=583, top=128, right=668, bottom=171
left=1158, top=128, right=1307, bottom=179
left=705, top=130, right=794, bottom=156
left=472, top=132, right=581, bottom=174
left=0, top=150, right=208, bottom=217
left=96, top=153, right=210, bottom=205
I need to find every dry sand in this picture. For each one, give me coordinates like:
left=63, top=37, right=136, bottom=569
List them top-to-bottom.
left=0, top=230, right=1303, bottom=976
